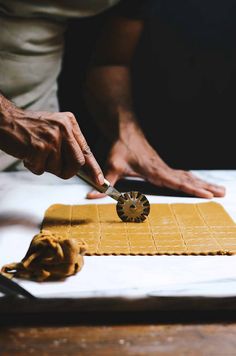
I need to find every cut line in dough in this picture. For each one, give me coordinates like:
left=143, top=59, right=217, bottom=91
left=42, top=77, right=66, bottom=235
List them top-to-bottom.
left=42, top=202, right=236, bottom=256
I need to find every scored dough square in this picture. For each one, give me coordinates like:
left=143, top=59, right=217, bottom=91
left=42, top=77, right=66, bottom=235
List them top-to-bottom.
left=42, top=202, right=236, bottom=256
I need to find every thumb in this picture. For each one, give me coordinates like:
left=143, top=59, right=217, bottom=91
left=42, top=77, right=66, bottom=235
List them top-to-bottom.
left=86, top=169, right=120, bottom=199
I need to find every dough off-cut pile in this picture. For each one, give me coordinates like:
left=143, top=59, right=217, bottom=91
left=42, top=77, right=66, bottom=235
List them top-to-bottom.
left=42, top=202, right=236, bottom=256
left=1, top=230, right=87, bottom=281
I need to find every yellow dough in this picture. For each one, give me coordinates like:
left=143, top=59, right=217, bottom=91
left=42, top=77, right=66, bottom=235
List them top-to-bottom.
left=41, top=202, right=236, bottom=256
left=1, top=230, right=87, bottom=281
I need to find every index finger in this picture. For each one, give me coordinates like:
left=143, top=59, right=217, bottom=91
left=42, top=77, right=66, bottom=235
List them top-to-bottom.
left=70, top=118, right=104, bottom=185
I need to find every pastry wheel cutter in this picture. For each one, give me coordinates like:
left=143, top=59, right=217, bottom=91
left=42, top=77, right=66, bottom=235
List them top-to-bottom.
left=76, top=170, right=150, bottom=222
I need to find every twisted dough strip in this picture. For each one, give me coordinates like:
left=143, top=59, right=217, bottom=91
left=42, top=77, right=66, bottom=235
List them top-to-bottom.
left=1, top=230, right=87, bottom=281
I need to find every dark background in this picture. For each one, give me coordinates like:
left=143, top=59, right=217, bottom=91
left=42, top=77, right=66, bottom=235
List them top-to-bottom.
left=59, top=4, right=236, bottom=171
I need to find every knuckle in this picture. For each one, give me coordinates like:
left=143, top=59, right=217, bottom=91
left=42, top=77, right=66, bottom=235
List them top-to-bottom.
left=64, top=111, right=74, bottom=118
left=64, top=112, right=76, bottom=122
left=56, top=113, right=70, bottom=128
left=59, top=116, right=67, bottom=126
left=47, top=127, right=60, bottom=141
left=34, top=141, right=45, bottom=152
left=81, top=143, right=92, bottom=156
left=48, top=146, right=59, bottom=156
left=71, top=151, right=86, bottom=166
left=77, top=156, right=86, bottom=166
left=65, top=160, right=83, bottom=178
left=108, top=160, right=123, bottom=174
left=93, top=165, right=103, bottom=175
left=185, top=172, right=194, bottom=180
left=178, top=183, right=188, bottom=191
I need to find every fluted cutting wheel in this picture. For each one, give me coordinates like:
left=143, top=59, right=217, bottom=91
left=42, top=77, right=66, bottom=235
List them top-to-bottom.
left=116, top=191, right=150, bottom=223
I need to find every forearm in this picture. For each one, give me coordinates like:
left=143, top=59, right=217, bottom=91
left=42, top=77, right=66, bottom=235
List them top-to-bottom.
left=84, top=15, right=144, bottom=141
left=85, top=65, right=143, bottom=141
left=0, top=93, right=22, bottom=127
left=0, top=93, right=12, bottom=124
left=0, top=93, right=29, bottom=159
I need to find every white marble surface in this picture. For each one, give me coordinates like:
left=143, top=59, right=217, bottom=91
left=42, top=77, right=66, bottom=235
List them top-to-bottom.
left=1, top=170, right=236, bottom=300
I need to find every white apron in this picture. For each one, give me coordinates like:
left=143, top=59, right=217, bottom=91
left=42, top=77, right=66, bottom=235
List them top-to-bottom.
left=0, top=0, right=120, bottom=170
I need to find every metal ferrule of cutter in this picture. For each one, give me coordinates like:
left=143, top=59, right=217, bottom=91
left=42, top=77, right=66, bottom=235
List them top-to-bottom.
left=76, top=170, right=121, bottom=201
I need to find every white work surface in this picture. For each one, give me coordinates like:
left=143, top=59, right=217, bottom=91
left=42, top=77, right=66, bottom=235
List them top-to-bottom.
left=1, top=171, right=236, bottom=311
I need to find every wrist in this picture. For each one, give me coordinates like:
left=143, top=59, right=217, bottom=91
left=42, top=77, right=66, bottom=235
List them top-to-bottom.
left=0, top=95, right=23, bottom=126
left=118, top=111, right=145, bottom=141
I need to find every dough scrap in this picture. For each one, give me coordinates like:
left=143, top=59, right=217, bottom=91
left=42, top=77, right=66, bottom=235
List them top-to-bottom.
left=1, top=230, right=87, bottom=281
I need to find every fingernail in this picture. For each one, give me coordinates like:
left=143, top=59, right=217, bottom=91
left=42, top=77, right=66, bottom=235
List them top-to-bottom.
left=98, top=173, right=104, bottom=185
left=214, top=187, right=224, bottom=193
left=86, top=190, right=100, bottom=199
left=91, top=190, right=100, bottom=195
left=207, top=192, right=214, bottom=198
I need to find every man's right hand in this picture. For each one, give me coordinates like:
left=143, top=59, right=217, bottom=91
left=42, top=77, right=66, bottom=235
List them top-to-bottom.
left=0, top=97, right=104, bottom=183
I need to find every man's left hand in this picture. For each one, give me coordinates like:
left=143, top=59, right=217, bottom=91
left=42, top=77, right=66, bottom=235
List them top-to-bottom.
left=87, top=133, right=225, bottom=199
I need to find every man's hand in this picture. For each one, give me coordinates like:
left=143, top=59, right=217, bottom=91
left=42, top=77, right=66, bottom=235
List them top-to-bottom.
left=84, top=15, right=225, bottom=198
left=0, top=97, right=104, bottom=183
left=87, top=131, right=225, bottom=199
